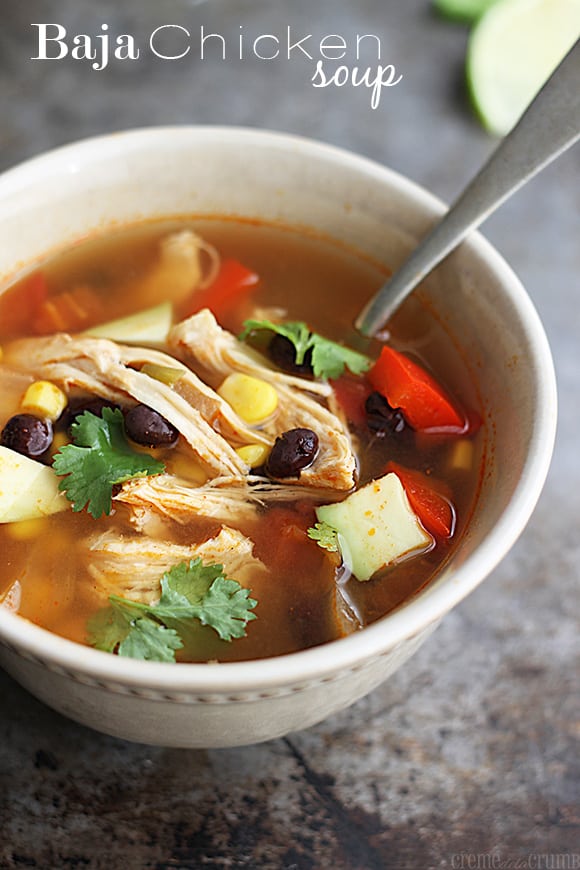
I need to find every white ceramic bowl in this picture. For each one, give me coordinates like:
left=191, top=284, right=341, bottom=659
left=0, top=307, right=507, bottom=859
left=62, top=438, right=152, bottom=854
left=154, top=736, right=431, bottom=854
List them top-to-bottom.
left=0, top=127, right=556, bottom=747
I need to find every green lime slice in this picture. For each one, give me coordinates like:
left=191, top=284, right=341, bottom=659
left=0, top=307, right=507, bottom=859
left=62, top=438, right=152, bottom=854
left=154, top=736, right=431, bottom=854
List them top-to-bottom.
left=433, top=0, right=499, bottom=24
left=467, top=0, right=580, bottom=135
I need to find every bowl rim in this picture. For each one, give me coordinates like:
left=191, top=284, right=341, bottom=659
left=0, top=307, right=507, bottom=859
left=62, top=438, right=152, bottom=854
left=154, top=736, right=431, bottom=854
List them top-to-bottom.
left=0, top=125, right=558, bottom=692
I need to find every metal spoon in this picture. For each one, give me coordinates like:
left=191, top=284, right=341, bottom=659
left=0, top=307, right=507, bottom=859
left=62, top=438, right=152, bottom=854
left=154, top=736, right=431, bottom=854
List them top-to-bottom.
left=356, top=38, right=580, bottom=337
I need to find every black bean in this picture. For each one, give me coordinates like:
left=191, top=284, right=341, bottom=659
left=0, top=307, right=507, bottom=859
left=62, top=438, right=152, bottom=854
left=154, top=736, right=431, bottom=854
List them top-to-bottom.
left=268, top=334, right=314, bottom=376
left=365, top=391, right=406, bottom=436
left=64, top=398, right=121, bottom=433
left=124, top=404, right=179, bottom=448
left=1, top=414, right=53, bottom=459
left=266, top=428, right=319, bottom=478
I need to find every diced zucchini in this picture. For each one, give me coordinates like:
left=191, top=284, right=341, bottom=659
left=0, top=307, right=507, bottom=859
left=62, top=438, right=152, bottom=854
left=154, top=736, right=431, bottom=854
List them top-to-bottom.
left=83, top=301, right=173, bottom=345
left=0, top=446, right=69, bottom=523
left=316, top=472, right=432, bottom=581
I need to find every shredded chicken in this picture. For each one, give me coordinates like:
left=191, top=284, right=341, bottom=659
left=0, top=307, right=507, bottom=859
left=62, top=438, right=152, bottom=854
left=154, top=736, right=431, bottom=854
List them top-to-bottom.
left=133, top=229, right=220, bottom=307
left=159, top=229, right=220, bottom=291
left=169, top=309, right=332, bottom=397
left=6, top=310, right=356, bottom=492
left=168, top=311, right=357, bottom=490
left=4, top=333, right=271, bottom=477
left=118, top=473, right=345, bottom=529
left=119, top=474, right=258, bottom=527
left=86, top=526, right=266, bottom=605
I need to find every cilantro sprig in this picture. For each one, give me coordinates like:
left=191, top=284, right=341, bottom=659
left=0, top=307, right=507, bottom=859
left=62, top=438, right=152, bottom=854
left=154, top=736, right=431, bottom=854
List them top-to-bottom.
left=240, top=319, right=371, bottom=380
left=52, top=407, right=165, bottom=519
left=307, top=521, right=339, bottom=552
left=88, top=558, right=258, bottom=662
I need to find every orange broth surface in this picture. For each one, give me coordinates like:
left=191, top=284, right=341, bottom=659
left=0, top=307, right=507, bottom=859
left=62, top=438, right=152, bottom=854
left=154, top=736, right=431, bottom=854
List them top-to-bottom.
left=0, top=219, right=485, bottom=661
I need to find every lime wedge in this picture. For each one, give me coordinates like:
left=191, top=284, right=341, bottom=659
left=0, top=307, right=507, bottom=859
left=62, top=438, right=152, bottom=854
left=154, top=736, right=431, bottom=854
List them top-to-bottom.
left=433, top=0, right=499, bottom=24
left=467, top=0, right=580, bottom=135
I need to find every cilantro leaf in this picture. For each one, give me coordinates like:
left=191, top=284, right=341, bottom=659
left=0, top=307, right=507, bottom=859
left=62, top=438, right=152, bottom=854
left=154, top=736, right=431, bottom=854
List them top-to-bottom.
left=240, top=319, right=370, bottom=380
left=241, top=319, right=312, bottom=364
left=310, top=335, right=370, bottom=380
left=52, top=408, right=165, bottom=518
left=307, top=521, right=339, bottom=552
left=87, top=557, right=258, bottom=662
left=158, top=558, right=258, bottom=642
left=159, top=558, right=223, bottom=606
left=195, top=575, right=258, bottom=640
left=87, top=605, right=131, bottom=653
left=118, top=618, right=183, bottom=662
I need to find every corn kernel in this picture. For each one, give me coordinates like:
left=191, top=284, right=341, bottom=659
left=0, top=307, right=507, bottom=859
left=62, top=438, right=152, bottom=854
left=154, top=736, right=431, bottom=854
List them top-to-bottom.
left=141, top=362, right=185, bottom=386
left=217, top=373, right=278, bottom=425
left=21, top=380, right=67, bottom=422
left=449, top=439, right=474, bottom=472
left=236, top=443, right=270, bottom=468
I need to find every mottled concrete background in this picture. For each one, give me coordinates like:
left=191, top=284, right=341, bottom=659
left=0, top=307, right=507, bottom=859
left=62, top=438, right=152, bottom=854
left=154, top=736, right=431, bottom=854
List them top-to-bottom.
left=0, top=1, right=578, bottom=868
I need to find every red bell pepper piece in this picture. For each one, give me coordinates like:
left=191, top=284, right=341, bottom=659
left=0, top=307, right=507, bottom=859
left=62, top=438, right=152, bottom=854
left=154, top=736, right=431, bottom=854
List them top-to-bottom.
left=185, top=259, right=259, bottom=320
left=369, top=345, right=465, bottom=432
left=330, top=375, right=372, bottom=428
left=386, top=461, right=455, bottom=539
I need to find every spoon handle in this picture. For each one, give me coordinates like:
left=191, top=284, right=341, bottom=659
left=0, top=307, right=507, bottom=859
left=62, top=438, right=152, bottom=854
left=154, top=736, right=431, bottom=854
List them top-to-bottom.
left=356, top=38, right=580, bottom=336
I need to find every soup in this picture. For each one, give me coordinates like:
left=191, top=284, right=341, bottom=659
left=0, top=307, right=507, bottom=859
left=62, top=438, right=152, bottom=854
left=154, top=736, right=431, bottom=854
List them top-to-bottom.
left=0, top=220, right=484, bottom=662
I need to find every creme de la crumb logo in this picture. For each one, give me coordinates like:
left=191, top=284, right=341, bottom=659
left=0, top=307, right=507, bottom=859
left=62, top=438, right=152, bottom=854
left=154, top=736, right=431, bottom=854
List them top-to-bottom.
left=29, top=23, right=402, bottom=109
left=451, top=853, right=580, bottom=870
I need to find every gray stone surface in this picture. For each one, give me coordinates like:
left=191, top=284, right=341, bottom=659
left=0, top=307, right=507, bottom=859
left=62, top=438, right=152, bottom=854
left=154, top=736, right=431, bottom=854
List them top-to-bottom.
left=0, top=1, right=578, bottom=868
